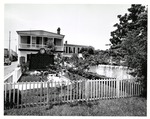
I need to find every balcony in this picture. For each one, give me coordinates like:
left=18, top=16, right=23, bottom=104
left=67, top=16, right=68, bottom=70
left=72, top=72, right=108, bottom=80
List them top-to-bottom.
left=19, top=43, right=64, bottom=52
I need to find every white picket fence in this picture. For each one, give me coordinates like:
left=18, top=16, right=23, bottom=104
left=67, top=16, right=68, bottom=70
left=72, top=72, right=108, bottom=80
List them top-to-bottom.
left=4, top=67, right=22, bottom=83
left=4, top=78, right=142, bottom=109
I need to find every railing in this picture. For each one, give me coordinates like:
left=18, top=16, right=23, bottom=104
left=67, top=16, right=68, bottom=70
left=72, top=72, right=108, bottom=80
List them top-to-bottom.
left=19, top=43, right=64, bottom=51
left=19, top=44, right=47, bottom=49
left=4, top=67, right=22, bottom=83
left=4, top=78, right=142, bottom=109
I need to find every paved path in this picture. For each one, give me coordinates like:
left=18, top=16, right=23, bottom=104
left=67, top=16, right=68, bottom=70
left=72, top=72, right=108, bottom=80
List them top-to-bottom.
left=4, top=61, right=18, bottom=77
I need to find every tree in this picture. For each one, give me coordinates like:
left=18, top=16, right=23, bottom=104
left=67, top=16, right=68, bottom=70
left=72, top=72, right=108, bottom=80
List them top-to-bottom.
left=109, top=4, right=147, bottom=97
left=46, top=40, right=55, bottom=55
left=80, top=46, right=95, bottom=58
left=70, top=53, right=79, bottom=65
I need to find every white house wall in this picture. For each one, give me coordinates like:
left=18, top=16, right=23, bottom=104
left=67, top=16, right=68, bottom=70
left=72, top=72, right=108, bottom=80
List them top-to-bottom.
left=18, top=50, right=38, bottom=63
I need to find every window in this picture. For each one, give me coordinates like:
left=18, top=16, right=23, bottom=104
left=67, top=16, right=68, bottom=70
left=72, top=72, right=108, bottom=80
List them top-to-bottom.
left=27, top=36, right=30, bottom=44
left=36, top=37, right=40, bottom=44
left=44, top=37, right=48, bottom=45
left=54, top=38, right=61, bottom=46
left=66, top=47, right=68, bottom=53
left=69, top=47, right=72, bottom=53
left=73, top=47, right=76, bottom=53
left=78, top=47, right=80, bottom=53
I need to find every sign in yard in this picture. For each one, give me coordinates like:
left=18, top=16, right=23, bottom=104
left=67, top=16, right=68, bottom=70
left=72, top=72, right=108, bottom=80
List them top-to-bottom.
left=29, top=48, right=54, bottom=70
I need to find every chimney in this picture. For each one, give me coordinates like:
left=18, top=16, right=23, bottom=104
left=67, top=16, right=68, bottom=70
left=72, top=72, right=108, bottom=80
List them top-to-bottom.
left=57, top=27, right=61, bottom=34
left=65, top=41, right=67, bottom=44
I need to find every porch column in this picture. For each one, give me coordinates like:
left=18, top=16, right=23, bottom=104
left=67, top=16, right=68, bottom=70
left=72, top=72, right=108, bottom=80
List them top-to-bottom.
left=30, top=35, right=32, bottom=48
left=42, top=37, right=43, bottom=47
left=53, top=38, right=55, bottom=51
left=61, top=38, right=63, bottom=46
left=75, top=47, right=77, bottom=53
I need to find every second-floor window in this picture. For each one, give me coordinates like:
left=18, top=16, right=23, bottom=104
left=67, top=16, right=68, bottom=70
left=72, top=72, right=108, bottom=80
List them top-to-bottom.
left=27, top=36, right=30, bottom=44
left=44, top=38, right=48, bottom=45
left=54, top=38, right=61, bottom=46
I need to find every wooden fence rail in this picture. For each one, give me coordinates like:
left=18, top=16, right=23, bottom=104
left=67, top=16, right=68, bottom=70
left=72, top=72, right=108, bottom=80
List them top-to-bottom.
left=4, top=67, right=22, bottom=83
left=4, top=78, right=142, bottom=109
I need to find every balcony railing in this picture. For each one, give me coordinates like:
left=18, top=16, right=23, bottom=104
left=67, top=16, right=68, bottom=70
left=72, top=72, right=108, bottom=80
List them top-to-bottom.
left=19, top=43, right=64, bottom=51
left=19, top=43, right=47, bottom=49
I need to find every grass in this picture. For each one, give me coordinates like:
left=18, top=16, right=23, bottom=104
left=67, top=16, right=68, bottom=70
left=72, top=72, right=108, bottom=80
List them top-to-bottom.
left=18, top=75, right=48, bottom=82
left=4, top=97, right=146, bottom=116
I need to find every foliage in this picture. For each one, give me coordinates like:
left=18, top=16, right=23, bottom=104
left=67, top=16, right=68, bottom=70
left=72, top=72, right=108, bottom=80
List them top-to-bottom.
left=109, top=4, right=147, bottom=97
left=110, top=4, right=147, bottom=46
left=46, top=40, right=55, bottom=55
left=80, top=46, right=95, bottom=58
left=73, top=47, right=113, bottom=68
left=66, top=50, right=113, bottom=80
left=93, top=50, right=111, bottom=65
left=46, top=52, right=66, bottom=76
left=20, top=62, right=29, bottom=73
left=67, top=67, right=108, bottom=79
left=64, top=72, right=87, bottom=81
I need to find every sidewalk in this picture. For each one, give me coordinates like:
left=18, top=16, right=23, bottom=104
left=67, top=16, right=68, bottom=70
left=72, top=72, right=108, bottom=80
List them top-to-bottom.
left=4, top=61, right=18, bottom=77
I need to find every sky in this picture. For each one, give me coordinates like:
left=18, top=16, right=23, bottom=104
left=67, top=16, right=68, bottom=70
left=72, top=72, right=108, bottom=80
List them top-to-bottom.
left=4, top=4, right=132, bottom=51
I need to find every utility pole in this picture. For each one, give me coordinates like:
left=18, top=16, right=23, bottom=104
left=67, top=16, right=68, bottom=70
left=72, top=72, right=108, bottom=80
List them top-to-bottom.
left=9, top=31, right=11, bottom=59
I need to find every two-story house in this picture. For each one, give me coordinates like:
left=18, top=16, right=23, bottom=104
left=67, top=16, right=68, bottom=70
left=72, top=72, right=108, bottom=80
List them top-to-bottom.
left=17, top=28, right=64, bottom=64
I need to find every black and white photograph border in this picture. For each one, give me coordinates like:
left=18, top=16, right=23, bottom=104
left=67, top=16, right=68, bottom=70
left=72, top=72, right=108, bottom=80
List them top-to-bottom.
left=0, top=0, right=149, bottom=118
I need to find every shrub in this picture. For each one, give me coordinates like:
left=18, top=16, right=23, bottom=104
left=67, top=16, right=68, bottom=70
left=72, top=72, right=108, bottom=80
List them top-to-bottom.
left=21, top=62, right=29, bottom=73
left=67, top=67, right=108, bottom=79
left=4, top=89, right=22, bottom=109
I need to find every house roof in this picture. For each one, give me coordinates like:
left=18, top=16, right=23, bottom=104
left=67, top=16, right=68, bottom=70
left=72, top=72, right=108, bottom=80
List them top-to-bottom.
left=16, top=30, right=65, bottom=38
left=64, top=43, right=89, bottom=48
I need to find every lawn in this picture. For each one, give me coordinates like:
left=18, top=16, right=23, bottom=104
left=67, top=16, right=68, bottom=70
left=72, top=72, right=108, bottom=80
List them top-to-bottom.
left=4, top=97, right=146, bottom=116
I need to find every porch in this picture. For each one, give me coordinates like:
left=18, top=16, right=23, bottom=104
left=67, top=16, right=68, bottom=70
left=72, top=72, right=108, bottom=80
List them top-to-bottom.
left=19, top=43, right=64, bottom=52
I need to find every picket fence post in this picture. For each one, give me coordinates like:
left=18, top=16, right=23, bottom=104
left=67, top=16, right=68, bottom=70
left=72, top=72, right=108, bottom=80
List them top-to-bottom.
left=116, top=78, right=120, bottom=98
left=85, top=80, right=89, bottom=100
left=40, top=82, right=43, bottom=105
left=47, top=82, right=50, bottom=105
